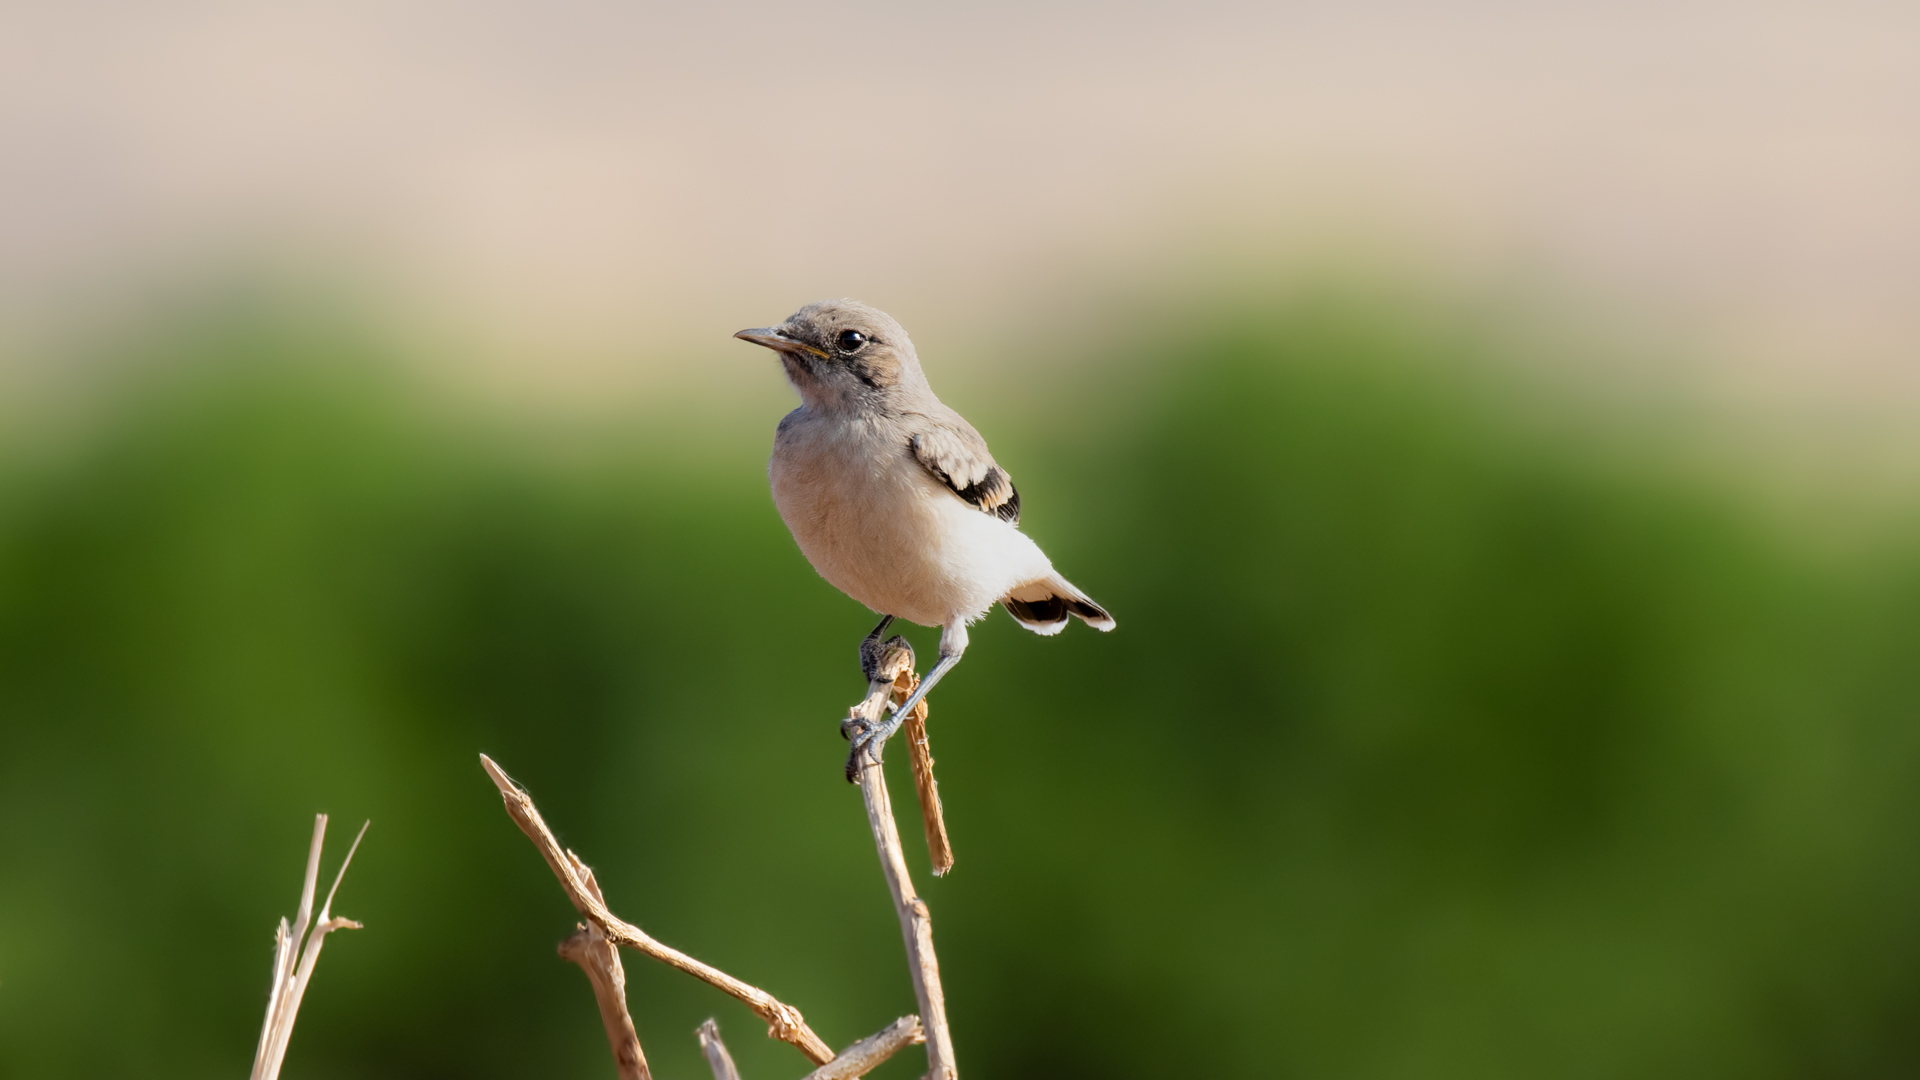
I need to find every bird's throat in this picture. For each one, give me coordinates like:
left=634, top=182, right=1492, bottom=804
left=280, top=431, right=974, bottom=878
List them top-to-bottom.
left=779, top=353, right=815, bottom=388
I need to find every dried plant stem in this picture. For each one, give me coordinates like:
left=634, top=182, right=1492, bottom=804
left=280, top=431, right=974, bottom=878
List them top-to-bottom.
left=848, top=640, right=959, bottom=1079
left=859, top=642, right=954, bottom=877
left=898, top=675, right=954, bottom=877
left=851, top=739, right=957, bottom=1079
left=480, top=754, right=836, bottom=1066
left=249, top=814, right=367, bottom=1080
left=558, top=860, right=650, bottom=1080
left=800, top=1014, right=927, bottom=1080
left=699, top=1015, right=925, bottom=1080
left=696, top=1019, right=743, bottom=1080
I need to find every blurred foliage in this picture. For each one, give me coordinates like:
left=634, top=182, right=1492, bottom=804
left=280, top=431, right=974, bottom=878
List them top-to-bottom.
left=2, top=292, right=1919, bottom=1080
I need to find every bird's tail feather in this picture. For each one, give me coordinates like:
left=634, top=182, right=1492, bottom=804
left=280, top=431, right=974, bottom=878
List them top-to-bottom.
left=1003, top=574, right=1115, bottom=636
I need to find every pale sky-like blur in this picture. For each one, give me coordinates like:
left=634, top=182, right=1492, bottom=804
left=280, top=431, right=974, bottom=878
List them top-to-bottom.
left=3, top=0, right=1917, bottom=412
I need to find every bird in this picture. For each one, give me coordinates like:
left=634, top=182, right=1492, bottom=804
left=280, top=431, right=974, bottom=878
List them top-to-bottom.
left=735, top=299, right=1113, bottom=749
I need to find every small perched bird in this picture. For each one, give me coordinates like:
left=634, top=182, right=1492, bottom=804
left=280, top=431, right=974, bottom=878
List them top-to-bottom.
left=736, top=299, right=1113, bottom=743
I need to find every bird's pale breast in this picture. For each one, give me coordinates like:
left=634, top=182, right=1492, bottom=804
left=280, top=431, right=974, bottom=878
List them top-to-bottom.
left=769, top=409, right=1050, bottom=628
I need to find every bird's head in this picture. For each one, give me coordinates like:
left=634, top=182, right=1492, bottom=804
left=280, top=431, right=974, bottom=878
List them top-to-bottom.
left=735, top=299, right=923, bottom=412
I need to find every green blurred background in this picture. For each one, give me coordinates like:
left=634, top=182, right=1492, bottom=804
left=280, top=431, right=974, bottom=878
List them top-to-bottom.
left=7, top=2, right=1920, bottom=1077
left=3, top=285, right=1919, bottom=1079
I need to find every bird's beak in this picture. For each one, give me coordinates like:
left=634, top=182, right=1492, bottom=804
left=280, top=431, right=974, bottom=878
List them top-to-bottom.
left=734, top=327, right=829, bottom=359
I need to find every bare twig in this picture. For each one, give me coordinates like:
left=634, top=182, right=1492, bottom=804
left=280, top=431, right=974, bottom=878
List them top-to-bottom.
left=844, top=638, right=956, bottom=1076
left=859, top=640, right=954, bottom=876
left=846, top=650, right=958, bottom=1080
left=897, top=675, right=954, bottom=877
left=480, top=754, right=836, bottom=1066
left=852, top=754, right=956, bottom=1078
left=250, top=814, right=368, bottom=1080
left=558, top=859, right=650, bottom=1080
left=560, top=924, right=649, bottom=1080
left=696, top=1013, right=920, bottom=1080
left=801, top=1015, right=927, bottom=1080
left=696, top=1019, right=743, bottom=1080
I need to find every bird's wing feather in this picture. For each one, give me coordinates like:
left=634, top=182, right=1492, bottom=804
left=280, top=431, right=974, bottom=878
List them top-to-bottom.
left=909, top=417, right=1021, bottom=524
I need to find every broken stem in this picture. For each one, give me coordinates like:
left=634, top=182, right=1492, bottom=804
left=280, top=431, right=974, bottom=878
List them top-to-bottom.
left=898, top=673, right=953, bottom=876
left=249, top=815, right=367, bottom=1080
left=801, top=1014, right=927, bottom=1080
left=696, top=1019, right=743, bottom=1080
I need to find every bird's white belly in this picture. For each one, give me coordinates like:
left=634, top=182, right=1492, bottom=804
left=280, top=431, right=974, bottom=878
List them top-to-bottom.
left=770, top=418, right=1051, bottom=628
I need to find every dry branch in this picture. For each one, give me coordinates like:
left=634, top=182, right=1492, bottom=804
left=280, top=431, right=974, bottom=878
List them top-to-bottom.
left=487, top=634, right=965, bottom=1079
left=861, top=640, right=954, bottom=876
left=845, top=643, right=958, bottom=1080
left=898, top=676, right=954, bottom=877
left=852, top=753, right=957, bottom=1079
left=480, top=754, right=836, bottom=1066
left=249, top=814, right=367, bottom=1080
left=558, top=860, right=650, bottom=1080
left=560, top=924, right=649, bottom=1080
left=700, top=1015, right=925, bottom=1080
left=800, top=1015, right=927, bottom=1080
left=697, top=1019, right=743, bottom=1080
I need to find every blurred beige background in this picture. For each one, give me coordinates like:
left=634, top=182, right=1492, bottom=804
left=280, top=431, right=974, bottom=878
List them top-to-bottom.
left=3, top=0, right=1917, bottom=415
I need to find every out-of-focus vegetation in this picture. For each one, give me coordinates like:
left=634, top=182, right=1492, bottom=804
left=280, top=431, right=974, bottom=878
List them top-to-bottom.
left=2, top=290, right=1918, bottom=1080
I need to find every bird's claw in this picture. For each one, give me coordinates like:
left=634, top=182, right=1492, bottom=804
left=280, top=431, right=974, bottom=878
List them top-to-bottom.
left=848, top=632, right=916, bottom=781
left=862, top=633, right=915, bottom=685
left=858, top=637, right=887, bottom=684
left=843, top=706, right=908, bottom=782
left=843, top=717, right=879, bottom=782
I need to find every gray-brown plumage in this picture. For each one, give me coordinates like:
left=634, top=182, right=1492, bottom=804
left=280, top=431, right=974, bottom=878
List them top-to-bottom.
left=736, top=298, right=1113, bottom=741
left=910, top=427, right=1020, bottom=522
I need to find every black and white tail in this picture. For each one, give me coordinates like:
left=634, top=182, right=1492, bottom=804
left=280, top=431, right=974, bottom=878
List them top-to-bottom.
left=1002, top=573, right=1116, bottom=636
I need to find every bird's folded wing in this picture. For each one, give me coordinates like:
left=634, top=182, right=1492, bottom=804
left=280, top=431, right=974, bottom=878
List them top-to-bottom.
left=909, top=420, right=1021, bottom=524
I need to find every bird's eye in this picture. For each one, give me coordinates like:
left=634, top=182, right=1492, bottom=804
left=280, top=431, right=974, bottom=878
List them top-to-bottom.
left=837, top=330, right=868, bottom=353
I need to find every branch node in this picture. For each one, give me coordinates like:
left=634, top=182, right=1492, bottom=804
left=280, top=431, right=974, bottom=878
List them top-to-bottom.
left=559, top=919, right=650, bottom=1080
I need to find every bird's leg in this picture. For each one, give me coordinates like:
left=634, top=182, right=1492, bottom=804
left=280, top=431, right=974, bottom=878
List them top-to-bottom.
left=858, top=614, right=897, bottom=683
left=844, top=619, right=908, bottom=756
left=852, top=619, right=967, bottom=759
left=868, top=653, right=959, bottom=743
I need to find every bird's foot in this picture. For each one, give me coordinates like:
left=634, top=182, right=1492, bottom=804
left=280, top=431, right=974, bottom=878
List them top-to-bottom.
left=858, top=615, right=899, bottom=682
left=861, top=631, right=913, bottom=685
left=845, top=633, right=917, bottom=781
left=843, top=705, right=912, bottom=782
left=841, top=714, right=873, bottom=782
